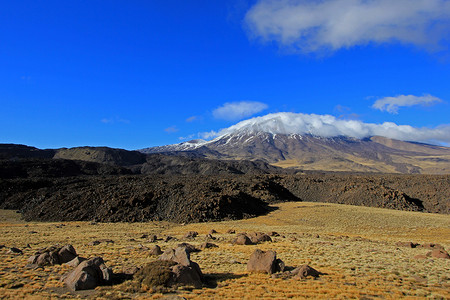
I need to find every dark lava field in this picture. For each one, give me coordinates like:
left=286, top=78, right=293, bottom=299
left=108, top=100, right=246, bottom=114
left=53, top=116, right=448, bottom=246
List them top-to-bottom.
left=1, top=162, right=449, bottom=224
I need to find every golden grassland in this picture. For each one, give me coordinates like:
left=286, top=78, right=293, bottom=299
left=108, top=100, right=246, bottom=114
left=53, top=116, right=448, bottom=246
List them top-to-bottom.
left=1, top=202, right=449, bottom=299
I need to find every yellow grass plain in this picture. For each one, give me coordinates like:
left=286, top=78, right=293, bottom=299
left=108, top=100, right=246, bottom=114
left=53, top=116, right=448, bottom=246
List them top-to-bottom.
left=1, top=202, right=449, bottom=299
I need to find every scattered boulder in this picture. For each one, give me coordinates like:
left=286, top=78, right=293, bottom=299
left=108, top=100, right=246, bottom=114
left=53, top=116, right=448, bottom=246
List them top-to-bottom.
left=208, top=229, right=217, bottom=235
left=226, top=229, right=236, bottom=234
left=183, top=231, right=198, bottom=239
left=268, top=231, right=280, bottom=237
left=248, top=232, right=272, bottom=244
left=205, top=234, right=216, bottom=240
left=232, top=234, right=254, bottom=245
left=148, top=235, right=158, bottom=243
left=164, top=236, right=175, bottom=242
left=88, top=241, right=101, bottom=246
left=395, top=241, right=419, bottom=248
left=200, top=242, right=218, bottom=250
left=177, top=243, right=201, bottom=253
left=419, top=243, right=445, bottom=250
left=28, top=244, right=77, bottom=266
left=137, top=244, right=149, bottom=251
left=58, top=245, right=78, bottom=262
left=150, top=245, right=163, bottom=256
left=157, top=246, right=203, bottom=288
left=7, top=247, right=23, bottom=255
left=247, top=249, right=284, bottom=274
left=428, top=249, right=450, bottom=259
left=65, top=256, right=87, bottom=268
left=63, top=257, right=113, bottom=291
left=134, top=260, right=202, bottom=289
left=170, top=264, right=203, bottom=288
left=292, top=264, right=321, bottom=279
left=122, top=265, right=141, bottom=276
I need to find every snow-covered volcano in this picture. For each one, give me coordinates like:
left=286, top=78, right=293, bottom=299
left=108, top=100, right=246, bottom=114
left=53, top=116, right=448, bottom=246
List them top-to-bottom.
left=140, top=112, right=450, bottom=174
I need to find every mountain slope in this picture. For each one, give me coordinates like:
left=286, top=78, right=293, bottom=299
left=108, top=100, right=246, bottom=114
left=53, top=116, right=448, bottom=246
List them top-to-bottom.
left=141, top=113, right=450, bottom=174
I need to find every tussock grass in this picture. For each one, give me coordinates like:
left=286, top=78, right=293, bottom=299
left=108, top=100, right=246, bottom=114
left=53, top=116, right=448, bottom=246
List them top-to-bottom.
left=0, top=202, right=449, bottom=299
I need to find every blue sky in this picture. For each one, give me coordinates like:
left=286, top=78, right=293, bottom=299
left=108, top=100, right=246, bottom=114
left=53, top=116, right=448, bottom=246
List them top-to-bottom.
left=1, top=0, right=449, bottom=149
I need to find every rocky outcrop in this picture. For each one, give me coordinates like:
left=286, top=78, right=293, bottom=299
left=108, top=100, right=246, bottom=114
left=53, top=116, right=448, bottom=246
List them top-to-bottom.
left=28, top=244, right=77, bottom=266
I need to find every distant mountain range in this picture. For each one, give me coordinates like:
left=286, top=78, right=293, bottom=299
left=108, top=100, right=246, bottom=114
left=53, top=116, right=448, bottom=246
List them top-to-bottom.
left=2, top=113, right=450, bottom=175
left=141, top=113, right=450, bottom=174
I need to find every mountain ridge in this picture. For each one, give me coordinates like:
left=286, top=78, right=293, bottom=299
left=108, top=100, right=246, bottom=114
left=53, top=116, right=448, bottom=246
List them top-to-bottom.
left=141, top=133, right=450, bottom=174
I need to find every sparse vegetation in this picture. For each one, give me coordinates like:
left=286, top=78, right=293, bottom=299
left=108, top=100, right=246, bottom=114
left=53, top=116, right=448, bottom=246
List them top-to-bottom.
left=1, top=202, right=449, bottom=298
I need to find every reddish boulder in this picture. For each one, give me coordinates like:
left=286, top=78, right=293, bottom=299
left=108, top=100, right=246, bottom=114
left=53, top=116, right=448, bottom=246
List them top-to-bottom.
left=183, top=231, right=198, bottom=239
left=248, top=232, right=272, bottom=244
left=232, top=234, right=254, bottom=245
left=395, top=241, right=419, bottom=248
left=200, top=242, right=218, bottom=250
left=177, top=243, right=201, bottom=253
left=419, top=243, right=445, bottom=250
left=28, top=244, right=77, bottom=266
left=149, top=245, right=163, bottom=256
left=247, top=249, right=284, bottom=274
left=428, top=249, right=450, bottom=259
left=65, top=256, right=86, bottom=268
left=63, top=257, right=113, bottom=291
left=292, top=265, right=321, bottom=279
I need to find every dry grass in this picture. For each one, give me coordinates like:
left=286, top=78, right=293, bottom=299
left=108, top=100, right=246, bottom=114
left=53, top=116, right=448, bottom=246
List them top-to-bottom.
left=1, top=202, right=449, bottom=299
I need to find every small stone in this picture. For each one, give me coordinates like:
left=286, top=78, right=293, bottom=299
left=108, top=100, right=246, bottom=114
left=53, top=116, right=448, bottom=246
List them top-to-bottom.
left=183, top=231, right=198, bottom=239
left=200, top=242, right=218, bottom=250
left=150, top=245, right=163, bottom=256
left=8, top=247, right=23, bottom=255
left=428, top=249, right=450, bottom=259
left=292, top=265, right=321, bottom=279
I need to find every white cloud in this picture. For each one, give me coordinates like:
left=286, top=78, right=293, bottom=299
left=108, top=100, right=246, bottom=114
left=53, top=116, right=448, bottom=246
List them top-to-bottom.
left=245, top=0, right=450, bottom=54
left=372, top=94, right=443, bottom=114
left=213, top=101, right=268, bottom=121
left=208, top=112, right=450, bottom=145
left=186, top=116, right=199, bottom=123
left=101, top=118, right=130, bottom=124
left=164, top=126, right=179, bottom=133
left=199, top=130, right=219, bottom=140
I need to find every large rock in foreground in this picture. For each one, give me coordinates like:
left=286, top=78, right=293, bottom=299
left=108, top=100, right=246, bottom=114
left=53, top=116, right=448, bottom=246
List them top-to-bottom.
left=155, top=246, right=203, bottom=288
left=247, top=249, right=284, bottom=274
left=63, top=257, right=113, bottom=291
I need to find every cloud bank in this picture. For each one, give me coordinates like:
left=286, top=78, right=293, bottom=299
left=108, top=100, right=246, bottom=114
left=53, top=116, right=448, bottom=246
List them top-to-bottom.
left=245, top=0, right=450, bottom=53
left=372, top=94, right=442, bottom=114
left=213, top=101, right=268, bottom=121
left=207, top=112, right=450, bottom=145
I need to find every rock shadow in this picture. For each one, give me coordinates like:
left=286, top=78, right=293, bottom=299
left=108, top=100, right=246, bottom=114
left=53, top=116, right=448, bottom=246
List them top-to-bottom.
left=203, top=273, right=248, bottom=288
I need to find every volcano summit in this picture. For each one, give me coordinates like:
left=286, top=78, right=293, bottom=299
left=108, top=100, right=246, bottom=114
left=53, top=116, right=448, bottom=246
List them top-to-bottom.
left=141, top=113, right=450, bottom=174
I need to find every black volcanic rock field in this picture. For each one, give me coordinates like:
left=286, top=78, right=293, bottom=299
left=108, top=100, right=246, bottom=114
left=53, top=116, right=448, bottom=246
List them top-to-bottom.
left=1, top=172, right=449, bottom=223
